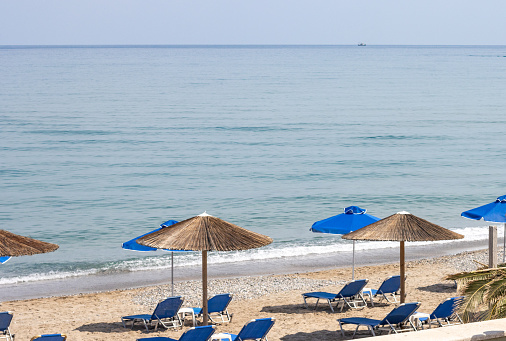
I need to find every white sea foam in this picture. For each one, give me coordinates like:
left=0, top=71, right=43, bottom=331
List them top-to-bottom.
left=0, top=225, right=496, bottom=285
left=0, top=269, right=99, bottom=285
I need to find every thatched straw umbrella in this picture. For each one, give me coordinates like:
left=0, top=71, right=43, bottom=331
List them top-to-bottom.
left=342, top=211, right=464, bottom=303
left=137, top=212, right=273, bottom=325
left=0, top=229, right=59, bottom=257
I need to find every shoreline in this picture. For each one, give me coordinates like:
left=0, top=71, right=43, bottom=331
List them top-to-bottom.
left=1, top=237, right=499, bottom=302
left=2, top=247, right=496, bottom=341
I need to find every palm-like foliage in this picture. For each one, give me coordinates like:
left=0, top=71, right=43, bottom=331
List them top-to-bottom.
left=447, top=264, right=506, bottom=322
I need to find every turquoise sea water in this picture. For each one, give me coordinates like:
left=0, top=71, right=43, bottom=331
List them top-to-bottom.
left=1, top=45, right=506, bottom=293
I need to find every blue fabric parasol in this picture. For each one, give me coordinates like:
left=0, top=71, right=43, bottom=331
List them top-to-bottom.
left=462, top=195, right=506, bottom=263
left=311, top=206, right=380, bottom=279
left=122, top=219, right=187, bottom=295
left=122, top=220, right=179, bottom=252
left=0, top=256, right=10, bottom=264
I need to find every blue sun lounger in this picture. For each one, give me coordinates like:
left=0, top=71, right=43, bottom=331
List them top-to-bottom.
left=365, top=275, right=401, bottom=305
left=302, top=279, right=368, bottom=312
left=191, top=293, right=233, bottom=324
left=122, top=296, right=184, bottom=331
left=416, top=296, right=464, bottom=329
left=338, top=302, right=420, bottom=338
left=0, top=312, right=14, bottom=341
left=212, top=318, right=275, bottom=341
left=136, top=325, right=215, bottom=341
left=30, top=334, right=67, bottom=341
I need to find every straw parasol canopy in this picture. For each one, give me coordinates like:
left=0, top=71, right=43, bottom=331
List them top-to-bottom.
left=343, top=211, right=464, bottom=303
left=137, top=212, right=273, bottom=325
left=138, top=212, right=272, bottom=251
left=0, top=229, right=59, bottom=257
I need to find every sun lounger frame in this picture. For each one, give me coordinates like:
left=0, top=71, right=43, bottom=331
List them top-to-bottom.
left=370, top=275, right=402, bottom=304
left=302, top=279, right=368, bottom=312
left=193, top=293, right=233, bottom=325
left=122, top=296, right=184, bottom=331
left=417, top=296, right=464, bottom=329
left=338, top=302, right=420, bottom=338
left=0, top=311, right=14, bottom=341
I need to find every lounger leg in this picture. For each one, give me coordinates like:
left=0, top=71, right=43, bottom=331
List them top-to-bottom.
left=366, top=292, right=374, bottom=307
left=359, top=293, right=367, bottom=307
left=382, top=293, right=390, bottom=303
left=393, top=293, right=398, bottom=302
left=302, top=296, right=309, bottom=309
left=315, top=298, right=320, bottom=310
left=327, top=299, right=335, bottom=313
left=339, top=299, right=345, bottom=313
left=408, top=319, right=417, bottom=331
left=338, top=321, right=345, bottom=338
left=386, top=321, right=396, bottom=334
left=352, top=325, right=360, bottom=339
left=368, top=326, right=376, bottom=337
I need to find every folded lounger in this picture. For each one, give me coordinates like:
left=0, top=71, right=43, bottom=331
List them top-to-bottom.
left=367, top=275, right=401, bottom=305
left=302, top=279, right=368, bottom=312
left=191, top=293, right=233, bottom=324
left=122, top=296, right=184, bottom=331
left=416, top=296, right=464, bottom=329
left=338, top=302, right=421, bottom=338
left=0, top=311, right=14, bottom=341
left=213, top=317, right=275, bottom=341
left=136, top=325, right=215, bottom=341
left=30, top=334, right=67, bottom=341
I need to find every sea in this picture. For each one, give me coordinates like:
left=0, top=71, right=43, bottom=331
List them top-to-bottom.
left=1, top=45, right=506, bottom=300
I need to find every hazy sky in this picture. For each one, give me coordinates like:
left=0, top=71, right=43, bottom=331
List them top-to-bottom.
left=1, top=0, right=505, bottom=45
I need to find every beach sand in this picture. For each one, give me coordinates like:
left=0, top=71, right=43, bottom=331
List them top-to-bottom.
left=1, top=250, right=488, bottom=340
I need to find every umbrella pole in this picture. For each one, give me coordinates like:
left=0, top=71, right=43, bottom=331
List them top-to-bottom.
left=352, top=240, right=355, bottom=280
left=400, top=241, right=405, bottom=304
left=202, top=250, right=208, bottom=326
left=171, top=252, right=174, bottom=297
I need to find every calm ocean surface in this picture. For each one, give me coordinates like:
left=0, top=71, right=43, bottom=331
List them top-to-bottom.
left=1, top=45, right=506, bottom=293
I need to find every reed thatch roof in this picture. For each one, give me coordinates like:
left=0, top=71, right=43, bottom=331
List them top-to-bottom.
left=342, top=211, right=464, bottom=242
left=137, top=213, right=273, bottom=251
left=0, top=229, right=59, bottom=257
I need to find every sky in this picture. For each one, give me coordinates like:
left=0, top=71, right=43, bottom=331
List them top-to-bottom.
left=1, top=0, right=505, bottom=45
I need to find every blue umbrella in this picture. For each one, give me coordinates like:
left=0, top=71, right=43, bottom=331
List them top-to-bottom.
left=462, top=195, right=506, bottom=263
left=310, top=206, right=380, bottom=279
left=122, top=219, right=187, bottom=296
left=122, top=220, right=179, bottom=252
left=0, top=256, right=11, bottom=264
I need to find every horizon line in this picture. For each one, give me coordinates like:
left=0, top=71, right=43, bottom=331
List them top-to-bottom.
left=1, top=44, right=506, bottom=48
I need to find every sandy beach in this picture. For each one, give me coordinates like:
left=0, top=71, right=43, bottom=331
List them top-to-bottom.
left=1, top=249, right=491, bottom=340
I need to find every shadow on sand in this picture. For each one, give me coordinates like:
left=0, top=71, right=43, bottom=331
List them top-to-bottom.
left=417, top=281, right=457, bottom=293
left=261, top=303, right=335, bottom=315
left=75, top=321, right=140, bottom=334
left=280, top=329, right=343, bottom=340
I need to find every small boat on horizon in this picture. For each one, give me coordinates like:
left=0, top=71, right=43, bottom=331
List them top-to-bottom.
left=358, top=42, right=366, bottom=46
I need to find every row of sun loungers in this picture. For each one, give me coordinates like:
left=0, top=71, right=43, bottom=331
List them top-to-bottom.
left=301, top=276, right=464, bottom=338
left=302, top=276, right=401, bottom=312
left=1, top=277, right=461, bottom=340
left=121, top=293, right=274, bottom=341
left=121, top=294, right=234, bottom=332
left=338, top=296, right=464, bottom=338
left=136, top=318, right=275, bottom=341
